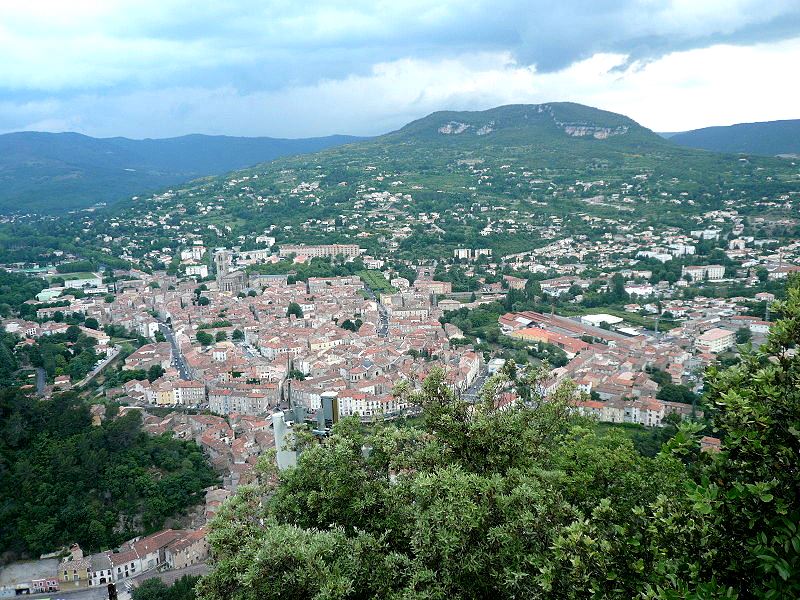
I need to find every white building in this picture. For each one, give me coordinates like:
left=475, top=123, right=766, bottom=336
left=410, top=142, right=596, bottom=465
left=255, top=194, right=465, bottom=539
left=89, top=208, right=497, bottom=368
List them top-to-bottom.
left=185, top=264, right=208, bottom=278
left=682, top=265, right=725, bottom=282
left=580, top=314, right=624, bottom=327
left=696, top=328, right=735, bottom=353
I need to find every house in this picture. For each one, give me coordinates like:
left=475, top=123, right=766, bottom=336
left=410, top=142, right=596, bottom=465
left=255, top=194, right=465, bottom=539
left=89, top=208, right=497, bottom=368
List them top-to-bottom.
left=681, top=265, right=725, bottom=282
left=696, top=328, right=735, bottom=354
left=164, top=528, right=209, bottom=569
left=131, top=529, right=183, bottom=573
left=59, top=545, right=91, bottom=589
left=109, top=549, right=139, bottom=580
left=89, top=552, right=114, bottom=586
left=31, top=578, right=59, bottom=594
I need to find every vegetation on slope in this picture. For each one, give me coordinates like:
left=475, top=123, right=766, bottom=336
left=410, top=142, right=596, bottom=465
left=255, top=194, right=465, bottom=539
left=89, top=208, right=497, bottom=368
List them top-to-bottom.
left=670, top=119, right=800, bottom=156
left=0, top=132, right=364, bottom=213
left=0, top=391, right=218, bottom=559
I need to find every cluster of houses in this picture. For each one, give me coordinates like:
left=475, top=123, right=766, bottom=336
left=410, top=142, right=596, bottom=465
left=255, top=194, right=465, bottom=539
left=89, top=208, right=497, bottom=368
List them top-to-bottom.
left=0, top=529, right=208, bottom=596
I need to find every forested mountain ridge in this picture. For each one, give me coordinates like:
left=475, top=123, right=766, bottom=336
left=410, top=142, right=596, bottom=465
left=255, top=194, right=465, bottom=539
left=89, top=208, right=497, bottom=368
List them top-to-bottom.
left=669, top=119, right=800, bottom=156
left=0, top=131, right=364, bottom=214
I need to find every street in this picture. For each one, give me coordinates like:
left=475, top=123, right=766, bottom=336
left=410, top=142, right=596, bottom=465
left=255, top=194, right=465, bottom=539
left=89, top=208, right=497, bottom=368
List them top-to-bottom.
left=361, top=283, right=389, bottom=336
left=159, top=322, right=191, bottom=380
left=76, top=345, right=121, bottom=387
left=36, top=367, right=45, bottom=395
left=462, top=372, right=489, bottom=403
left=26, top=584, right=112, bottom=600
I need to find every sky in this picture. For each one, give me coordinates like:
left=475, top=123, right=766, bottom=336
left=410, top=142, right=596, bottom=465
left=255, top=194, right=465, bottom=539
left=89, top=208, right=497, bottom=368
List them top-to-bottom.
left=1, top=0, right=799, bottom=138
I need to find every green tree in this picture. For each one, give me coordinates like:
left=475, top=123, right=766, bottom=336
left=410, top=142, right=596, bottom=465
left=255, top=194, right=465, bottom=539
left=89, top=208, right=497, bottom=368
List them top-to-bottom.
left=286, top=302, right=304, bottom=319
left=84, top=317, right=99, bottom=330
left=735, top=326, right=752, bottom=344
left=232, top=329, right=244, bottom=341
left=196, top=331, right=213, bottom=346
left=147, top=364, right=165, bottom=382
left=0, top=391, right=217, bottom=558
left=132, top=575, right=199, bottom=600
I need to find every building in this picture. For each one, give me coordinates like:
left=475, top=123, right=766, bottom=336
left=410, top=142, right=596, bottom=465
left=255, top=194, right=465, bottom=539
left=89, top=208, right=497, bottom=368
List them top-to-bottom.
left=279, top=244, right=362, bottom=258
left=453, top=248, right=492, bottom=260
left=185, top=264, right=209, bottom=278
left=682, top=265, right=725, bottom=282
left=218, top=270, right=247, bottom=294
left=62, top=273, right=103, bottom=289
left=413, top=279, right=452, bottom=295
left=580, top=314, right=624, bottom=327
left=510, top=327, right=590, bottom=358
left=696, top=328, right=735, bottom=353
left=124, top=342, right=173, bottom=371
left=175, top=381, right=206, bottom=405
left=209, top=385, right=278, bottom=416
left=131, top=529, right=183, bottom=573
left=164, top=529, right=209, bottom=569
left=59, top=545, right=91, bottom=589
left=109, top=549, right=139, bottom=581
left=89, top=552, right=114, bottom=587
left=31, top=578, right=59, bottom=594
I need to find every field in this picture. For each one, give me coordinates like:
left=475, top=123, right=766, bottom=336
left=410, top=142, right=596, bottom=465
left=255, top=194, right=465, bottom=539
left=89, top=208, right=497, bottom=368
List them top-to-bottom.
left=358, top=270, right=397, bottom=295
left=50, top=271, right=98, bottom=281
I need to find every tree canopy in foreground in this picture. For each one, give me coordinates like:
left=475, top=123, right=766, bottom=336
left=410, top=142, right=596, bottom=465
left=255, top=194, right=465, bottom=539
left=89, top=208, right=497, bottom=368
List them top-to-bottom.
left=198, top=279, right=800, bottom=600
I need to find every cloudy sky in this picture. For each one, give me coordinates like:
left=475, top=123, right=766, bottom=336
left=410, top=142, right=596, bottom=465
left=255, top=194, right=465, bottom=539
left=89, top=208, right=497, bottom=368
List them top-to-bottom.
left=1, top=0, right=799, bottom=138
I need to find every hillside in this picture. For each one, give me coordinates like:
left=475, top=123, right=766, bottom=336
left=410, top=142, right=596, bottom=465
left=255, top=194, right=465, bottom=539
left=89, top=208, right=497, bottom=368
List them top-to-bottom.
left=4, top=102, right=797, bottom=268
left=72, top=103, right=794, bottom=262
left=669, top=119, right=800, bottom=156
left=0, top=132, right=364, bottom=213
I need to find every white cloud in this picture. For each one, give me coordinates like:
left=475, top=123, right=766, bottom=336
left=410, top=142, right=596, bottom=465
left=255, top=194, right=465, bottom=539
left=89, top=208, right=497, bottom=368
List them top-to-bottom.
left=1, top=33, right=799, bottom=137
left=537, top=37, right=800, bottom=131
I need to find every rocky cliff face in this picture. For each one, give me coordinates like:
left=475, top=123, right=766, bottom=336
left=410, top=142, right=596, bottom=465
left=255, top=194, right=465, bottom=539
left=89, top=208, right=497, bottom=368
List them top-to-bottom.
left=435, top=103, right=631, bottom=139
left=561, top=125, right=629, bottom=139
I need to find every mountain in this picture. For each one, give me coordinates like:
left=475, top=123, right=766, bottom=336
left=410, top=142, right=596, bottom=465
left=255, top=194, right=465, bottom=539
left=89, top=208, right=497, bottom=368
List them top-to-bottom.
left=54, top=101, right=788, bottom=268
left=389, top=102, right=662, bottom=148
left=669, top=119, right=800, bottom=156
left=0, top=132, right=365, bottom=213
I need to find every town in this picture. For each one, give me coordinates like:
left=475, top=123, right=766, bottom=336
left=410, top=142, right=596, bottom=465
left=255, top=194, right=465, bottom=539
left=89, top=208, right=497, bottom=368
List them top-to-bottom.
left=3, top=200, right=797, bottom=594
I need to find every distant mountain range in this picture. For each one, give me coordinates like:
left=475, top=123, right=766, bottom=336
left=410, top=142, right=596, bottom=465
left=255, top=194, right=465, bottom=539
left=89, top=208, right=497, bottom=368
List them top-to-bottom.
left=81, top=101, right=796, bottom=267
left=3, top=107, right=796, bottom=215
left=667, top=119, right=800, bottom=157
left=0, top=132, right=365, bottom=213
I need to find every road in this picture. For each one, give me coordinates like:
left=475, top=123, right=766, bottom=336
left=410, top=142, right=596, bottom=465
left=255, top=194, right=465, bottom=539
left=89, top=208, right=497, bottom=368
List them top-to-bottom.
left=361, top=283, right=389, bottom=337
left=159, top=322, right=191, bottom=380
left=75, top=345, right=121, bottom=388
left=36, top=367, right=46, bottom=395
left=462, top=372, right=489, bottom=403
left=26, top=584, right=111, bottom=600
